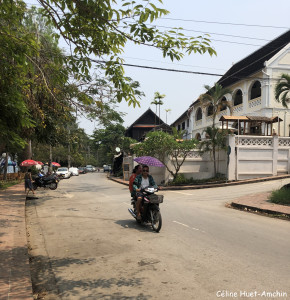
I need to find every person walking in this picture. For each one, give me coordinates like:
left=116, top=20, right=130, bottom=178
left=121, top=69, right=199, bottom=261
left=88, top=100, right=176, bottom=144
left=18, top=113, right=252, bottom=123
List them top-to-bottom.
left=24, top=169, right=35, bottom=197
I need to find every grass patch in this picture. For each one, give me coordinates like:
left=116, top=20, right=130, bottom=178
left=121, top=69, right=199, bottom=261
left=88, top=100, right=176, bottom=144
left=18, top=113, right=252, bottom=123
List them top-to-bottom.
left=168, top=173, right=226, bottom=186
left=0, top=180, right=22, bottom=190
left=269, top=188, right=290, bottom=205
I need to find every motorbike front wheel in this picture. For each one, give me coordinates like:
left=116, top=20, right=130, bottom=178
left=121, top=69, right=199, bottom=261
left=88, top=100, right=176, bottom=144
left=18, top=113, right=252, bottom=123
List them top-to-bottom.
left=32, top=182, right=38, bottom=190
left=49, top=182, right=57, bottom=190
left=151, top=210, right=162, bottom=232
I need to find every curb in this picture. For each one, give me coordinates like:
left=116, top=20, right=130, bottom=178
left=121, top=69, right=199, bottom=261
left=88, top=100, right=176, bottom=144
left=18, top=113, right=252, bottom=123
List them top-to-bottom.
left=109, top=174, right=290, bottom=190
left=230, top=202, right=290, bottom=219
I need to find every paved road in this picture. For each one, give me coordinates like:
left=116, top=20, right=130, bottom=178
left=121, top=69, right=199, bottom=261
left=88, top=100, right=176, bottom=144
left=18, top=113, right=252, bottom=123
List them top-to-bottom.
left=26, top=173, right=290, bottom=300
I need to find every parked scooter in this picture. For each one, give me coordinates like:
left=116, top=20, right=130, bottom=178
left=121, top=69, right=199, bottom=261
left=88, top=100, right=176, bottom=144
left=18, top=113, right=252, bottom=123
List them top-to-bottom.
left=32, top=174, right=59, bottom=190
left=128, top=186, right=163, bottom=232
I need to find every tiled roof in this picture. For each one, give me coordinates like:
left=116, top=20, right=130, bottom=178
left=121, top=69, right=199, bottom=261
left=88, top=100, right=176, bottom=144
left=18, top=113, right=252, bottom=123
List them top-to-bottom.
left=218, top=30, right=290, bottom=88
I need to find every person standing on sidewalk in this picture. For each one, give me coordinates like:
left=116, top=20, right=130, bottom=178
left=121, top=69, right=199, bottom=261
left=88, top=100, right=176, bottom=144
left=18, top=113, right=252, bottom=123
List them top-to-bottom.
left=24, top=169, right=35, bottom=197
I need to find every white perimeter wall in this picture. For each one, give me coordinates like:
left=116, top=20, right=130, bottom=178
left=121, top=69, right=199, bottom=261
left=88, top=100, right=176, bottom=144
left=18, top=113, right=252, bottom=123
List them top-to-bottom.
left=124, top=135, right=290, bottom=184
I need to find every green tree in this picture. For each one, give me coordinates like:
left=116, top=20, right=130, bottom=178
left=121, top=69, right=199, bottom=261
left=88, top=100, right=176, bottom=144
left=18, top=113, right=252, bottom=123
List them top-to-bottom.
left=38, top=0, right=216, bottom=108
left=0, top=1, right=36, bottom=152
left=275, top=73, right=290, bottom=108
left=198, top=83, right=232, bottom=128
left=153, top=92, right=166, bottom=125
left=165, top=108, right=171, bottom=124
left=91, top=123, right=136, bottom=166
left=198, top=126, right=229, bottom=177
left=133, top=130, right=198, bottom=180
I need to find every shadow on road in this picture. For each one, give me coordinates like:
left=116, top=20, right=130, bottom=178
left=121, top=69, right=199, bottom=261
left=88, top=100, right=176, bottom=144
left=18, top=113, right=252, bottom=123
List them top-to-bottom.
left=115, top=219, right=154, bottom=233
left=29, top=253, right=152, bottom=299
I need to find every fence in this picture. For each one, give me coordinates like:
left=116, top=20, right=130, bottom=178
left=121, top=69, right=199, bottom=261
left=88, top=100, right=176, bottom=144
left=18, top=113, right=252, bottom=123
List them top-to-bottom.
left=228, top=135, right=290, bottom=180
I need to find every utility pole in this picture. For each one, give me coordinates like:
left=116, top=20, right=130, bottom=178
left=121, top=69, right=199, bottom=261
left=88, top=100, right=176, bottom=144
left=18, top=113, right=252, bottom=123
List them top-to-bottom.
left=68, top=128, right=71, bottom=168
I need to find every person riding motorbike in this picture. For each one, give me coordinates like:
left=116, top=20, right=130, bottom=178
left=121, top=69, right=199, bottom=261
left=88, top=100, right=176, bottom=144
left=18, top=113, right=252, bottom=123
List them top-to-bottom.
left=129, top=165, right=142, bottom=198
left=132, top=165, right=158, bottom=221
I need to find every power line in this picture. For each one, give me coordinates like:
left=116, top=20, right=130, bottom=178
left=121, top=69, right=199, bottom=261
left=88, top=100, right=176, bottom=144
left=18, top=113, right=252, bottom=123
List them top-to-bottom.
left=161, top=17, right=290, bottom=30
left=123, top=21, right=271, bottom=42
left=152, top=24, right=271, bottom=42
left=122, top=55, right=227, bottom=71
left=92, top=59, right=223, bottom=76
left=92, top=59, right=286, bottom=83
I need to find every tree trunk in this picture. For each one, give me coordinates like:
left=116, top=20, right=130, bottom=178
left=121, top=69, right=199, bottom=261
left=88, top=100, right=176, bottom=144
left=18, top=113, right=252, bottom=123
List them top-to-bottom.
left=49, top=145, right=53, bottom=172
left=213, top=146, right=217, bottom=177
left=3, top=152, right=8, bottom=180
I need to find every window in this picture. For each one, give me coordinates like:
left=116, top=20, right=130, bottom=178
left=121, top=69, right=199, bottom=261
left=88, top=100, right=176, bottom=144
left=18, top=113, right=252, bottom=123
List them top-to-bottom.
left=250, top=81, right=261, bottom=100
left=233, top=89, right=243, bottom=106
left=220, top=97, right=227, bottom=111
left=207, top=104, right=214, bottom=116
left=196, top=107, right=202, bottom=121
left=182, top=122, right=185, bottom=130
left=178, top=125, right=181, bottom=131
left=195, top=133, right=201, bottom=141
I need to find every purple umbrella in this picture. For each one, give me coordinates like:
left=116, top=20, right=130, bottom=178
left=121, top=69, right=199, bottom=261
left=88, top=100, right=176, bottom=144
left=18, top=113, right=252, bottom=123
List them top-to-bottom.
left=134, top=156, right=164, bottom=167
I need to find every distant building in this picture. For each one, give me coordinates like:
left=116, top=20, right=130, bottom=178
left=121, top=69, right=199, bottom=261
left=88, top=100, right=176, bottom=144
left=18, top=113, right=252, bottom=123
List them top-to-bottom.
left=172, top=29, right=290, bottom=139
left=125, top=108, right=171, bottom=141
left=171, top=109, right=192, bottom=140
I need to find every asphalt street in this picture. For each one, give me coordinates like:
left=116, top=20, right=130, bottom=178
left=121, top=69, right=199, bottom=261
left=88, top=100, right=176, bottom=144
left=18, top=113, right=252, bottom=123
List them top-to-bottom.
left=26, top=173, right=290, bottom=300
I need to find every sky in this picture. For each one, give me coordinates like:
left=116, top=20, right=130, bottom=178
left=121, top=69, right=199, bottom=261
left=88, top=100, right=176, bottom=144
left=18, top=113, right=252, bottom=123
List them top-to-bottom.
left=27, top=0, right=290, bottom=135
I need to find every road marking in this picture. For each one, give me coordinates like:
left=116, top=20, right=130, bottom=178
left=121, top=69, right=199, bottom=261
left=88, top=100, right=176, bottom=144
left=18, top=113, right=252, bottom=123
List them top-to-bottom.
left=170, top=191, right=194, bottom=196
left=122, top=202, right=130, bottom=206
left=173, top=220, right=189, bottom=228
left=173, top=221, right=205, bottom=233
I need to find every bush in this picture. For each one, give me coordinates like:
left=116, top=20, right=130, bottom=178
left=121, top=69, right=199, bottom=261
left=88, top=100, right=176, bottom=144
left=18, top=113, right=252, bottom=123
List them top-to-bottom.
left=169, top=173, right=226, bottom=186
left=172, top=174, right=188, bottom=185
left=269, top=189, right=290, bottom=205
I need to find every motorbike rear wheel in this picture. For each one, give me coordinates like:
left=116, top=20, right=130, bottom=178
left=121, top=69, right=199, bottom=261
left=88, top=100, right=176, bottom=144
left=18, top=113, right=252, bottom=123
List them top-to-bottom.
left=49, top=182, right=57, bottom=190
left=151, top=210, right=162, bottom=232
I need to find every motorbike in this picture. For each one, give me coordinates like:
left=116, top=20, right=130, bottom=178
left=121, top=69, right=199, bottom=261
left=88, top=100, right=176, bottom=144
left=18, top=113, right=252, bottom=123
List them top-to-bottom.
left=32, top=174, right=59, bottom=190
left=128, top=186, right=163, bottom=232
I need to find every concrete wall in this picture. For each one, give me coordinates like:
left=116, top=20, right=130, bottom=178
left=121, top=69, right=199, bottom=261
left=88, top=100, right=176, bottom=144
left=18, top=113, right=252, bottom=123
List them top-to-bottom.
left=123, top=134, right=290, bottom=184
left=228, top=134, right=290, bottom=180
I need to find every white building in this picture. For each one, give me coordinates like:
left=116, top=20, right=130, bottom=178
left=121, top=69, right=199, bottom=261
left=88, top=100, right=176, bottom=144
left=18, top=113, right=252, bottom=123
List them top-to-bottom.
left=173, top=30, right=290, bottom=140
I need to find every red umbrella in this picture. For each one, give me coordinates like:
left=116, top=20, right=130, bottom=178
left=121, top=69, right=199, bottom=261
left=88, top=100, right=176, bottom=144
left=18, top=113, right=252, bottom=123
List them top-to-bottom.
left=20, top=159, right=38, bottom=167
left=36, top=161, right=44, bottom=165
left=52, top=162, right=61, bottom=167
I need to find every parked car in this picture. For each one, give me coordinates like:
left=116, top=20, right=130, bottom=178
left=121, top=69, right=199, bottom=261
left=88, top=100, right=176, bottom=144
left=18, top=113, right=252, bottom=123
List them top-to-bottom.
left=85, top=165, right=95, bottom=172
left=103, top=165, right=111, bottom=172
left=56, top=167, right=71, bottom=179
left=69, top=167, right=79, bottom=176
left=78, top=167, right=87, bottom=174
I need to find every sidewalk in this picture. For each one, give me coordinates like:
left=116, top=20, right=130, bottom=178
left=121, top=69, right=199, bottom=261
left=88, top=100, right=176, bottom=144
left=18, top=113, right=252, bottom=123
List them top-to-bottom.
left=0, top=183, right=33, bottom=300
left=230, top=192, right=290, bottom=218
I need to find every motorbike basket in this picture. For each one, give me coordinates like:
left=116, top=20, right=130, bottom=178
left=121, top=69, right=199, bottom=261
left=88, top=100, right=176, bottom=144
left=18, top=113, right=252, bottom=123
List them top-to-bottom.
left=148, top=194, right=164, bottom=203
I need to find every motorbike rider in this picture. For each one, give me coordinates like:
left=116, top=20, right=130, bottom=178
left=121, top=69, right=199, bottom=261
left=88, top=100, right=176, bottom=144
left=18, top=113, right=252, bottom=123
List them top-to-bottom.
left=129, top=165, right=142, bottom=198
left=133, top=165, right=158, bottom=221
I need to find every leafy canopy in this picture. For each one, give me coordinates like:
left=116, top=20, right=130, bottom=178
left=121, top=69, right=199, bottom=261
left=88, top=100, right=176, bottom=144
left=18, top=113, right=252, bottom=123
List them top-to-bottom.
left=39, top=0, right=216, bottom=107
left=133, top=129, right=198, bottom=180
